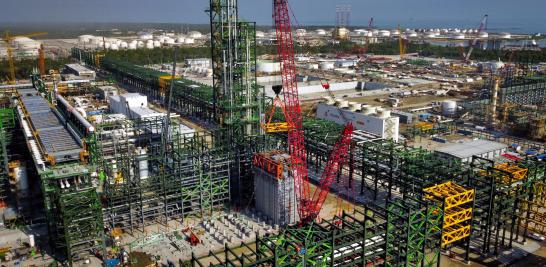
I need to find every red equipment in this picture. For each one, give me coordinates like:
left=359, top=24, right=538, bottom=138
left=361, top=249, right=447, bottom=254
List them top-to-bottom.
left=273, top=0, right=354, bottom=223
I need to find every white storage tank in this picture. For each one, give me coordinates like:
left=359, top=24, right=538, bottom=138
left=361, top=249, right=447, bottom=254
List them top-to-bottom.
left=315, top=29, right=327, bottom=36
left=379, top=30, right=391, bottom=37
left=188, top=31, right=203, bottom=39
left=139, top=32, right=153, bottom=40
left=499, top=32, right=511, bottom=39
left=78, top=35, right=94, bottom=43
left=176, top=37, right=186, bottom=44
left=184, top=38, right=195, bottom=44
left=153, top=40, right=161, bottom=48
left=104, top=42, right=111, bottom=49
left=128, top=42, right=137, bottom=50
left=145, top=42, right=154, bottom=49
left=110, top=43, right=119, bottom=50
left=441, top=100, right=457, bottom=116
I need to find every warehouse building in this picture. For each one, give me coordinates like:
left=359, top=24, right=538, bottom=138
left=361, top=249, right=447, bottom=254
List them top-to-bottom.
left=434, top=139, right=507, bottom=163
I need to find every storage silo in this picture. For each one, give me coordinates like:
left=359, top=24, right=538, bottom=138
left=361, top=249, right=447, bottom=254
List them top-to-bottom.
left=441, top=100, right=457, bottom=116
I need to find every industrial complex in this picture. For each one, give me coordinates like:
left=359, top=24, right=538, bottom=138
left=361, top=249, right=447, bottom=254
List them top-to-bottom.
left=0, top=1, right=545, bottom=267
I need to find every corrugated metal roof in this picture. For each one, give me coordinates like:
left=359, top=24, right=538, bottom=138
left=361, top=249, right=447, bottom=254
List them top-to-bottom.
left=18, top=88, right=82, bottom=163
left=435, top=139, right=506, bottom=159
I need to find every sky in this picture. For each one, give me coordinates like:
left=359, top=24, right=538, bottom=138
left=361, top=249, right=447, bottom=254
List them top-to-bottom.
left=2, top=0, right=546, bottom=32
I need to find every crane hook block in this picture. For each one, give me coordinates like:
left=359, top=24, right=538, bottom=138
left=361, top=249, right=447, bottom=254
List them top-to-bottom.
left=272, top=85, right=283, bottom=96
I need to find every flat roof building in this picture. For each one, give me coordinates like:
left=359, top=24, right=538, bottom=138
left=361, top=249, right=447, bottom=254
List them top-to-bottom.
left=64, top=63, right=96, bottom=80
left=434, top=139, right=507, bottom=163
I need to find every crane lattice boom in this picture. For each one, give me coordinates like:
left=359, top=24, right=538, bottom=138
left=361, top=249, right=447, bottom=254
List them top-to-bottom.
left=273, top=0, right=354, bottom=223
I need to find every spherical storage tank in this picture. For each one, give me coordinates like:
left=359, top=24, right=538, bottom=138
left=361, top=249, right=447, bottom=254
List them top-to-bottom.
left=315, top=29, right=327, bottom=36
left=188, top=31, right=202, bottom=39
left=139, top=32, right=153, bottom=40
left=79, top=35, right=94, bottom=43
left=257, top=61, right=281, bottom=73
left=441, top=100, right=457, bottom=116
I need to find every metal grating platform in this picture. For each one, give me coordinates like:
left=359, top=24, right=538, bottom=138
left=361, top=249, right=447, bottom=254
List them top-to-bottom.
left=18, top=88, right=82, bottom=163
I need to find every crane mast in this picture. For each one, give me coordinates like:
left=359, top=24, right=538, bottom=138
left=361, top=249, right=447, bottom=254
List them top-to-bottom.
left=273, top=0, right=354, bottom=223
left=273, top=0, right=311, bottom=220
left=465, top=14, right=488, bottom=62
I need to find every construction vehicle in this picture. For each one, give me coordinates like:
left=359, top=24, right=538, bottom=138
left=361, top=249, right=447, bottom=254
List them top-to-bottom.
left=272, top=0, right=354, bottom=224
left=2, top=31, right=47, bottom=85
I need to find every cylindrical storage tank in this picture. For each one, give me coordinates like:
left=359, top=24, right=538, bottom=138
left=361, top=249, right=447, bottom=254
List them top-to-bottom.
left=315, top=29, right=327, bottom=36
left=379, top=30, right=391, bottom=37
left=188, top=31, right=202, bottom=39
left=256, top=31, right=265, bottom=38
left=139, top=32, right=153, bottom=40
left=499, top=32, right=511, bottom=39
left=78, top=35, right=94, bottom=43
left=176, top=37, right=185, bottom=44
left=165, top=38, right=175, bottom=45
left=184, top=38, right=195, bottom=44
left=137, top=40, right=144, bottom=47
left=153, top=40, right=161, bottom=48
left=104, top=42, right=111, bottom=49
left=120, top=42, right=128, bottom=49
left=110, top=43, right=119, bottom=50
left=257, top=61, right=281, bottom=73
left=320, top=61, right=335, bottom=70
left=206, top=68, right=213, bottom=77
left=323, top=96, right=336, bottom=105
left=337, top=100, right=349, bottom=108
left=441, top=100, right=457, bottom=116
left=350, top=102, right=362, bottom=112
left=362, top=105, right=376, bottom=115
left=378, top=110, right=391, bottom=118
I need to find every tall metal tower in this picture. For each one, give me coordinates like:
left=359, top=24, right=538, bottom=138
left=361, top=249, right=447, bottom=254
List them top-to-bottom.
left=209, top=0, right=262, bottom=143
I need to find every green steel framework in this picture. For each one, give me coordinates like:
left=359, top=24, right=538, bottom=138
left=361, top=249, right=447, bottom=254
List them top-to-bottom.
left=209, top=0, right=262, bottom=140
left=0, top=108, right=15, bottom=208
left=40, top=164, right=105, bottom=263
left=383, top=198, right=442, bottom=267
left=190, top=207, right=388, bottom=267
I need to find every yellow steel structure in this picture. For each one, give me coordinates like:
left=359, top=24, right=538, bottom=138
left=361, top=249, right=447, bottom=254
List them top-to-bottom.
left=398, top=24, right=406, bottom=60
left=2, top=31, right=47, bottom=84
left=159, top=75, right=180, bottom=93
left=415, top=121, right=433, bottom=131
left=261, top=122, right=291, bottom=133
left=494, top=163, right=528, bottom=185
left=424, top=181, right=475, bottom=246
left=424, top=181, right=474, bottom=209
left=442, top=225, right=472, bottom=246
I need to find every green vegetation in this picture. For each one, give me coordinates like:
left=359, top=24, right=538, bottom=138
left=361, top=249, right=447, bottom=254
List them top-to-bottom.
left=0, top=57, right=71, bottom=82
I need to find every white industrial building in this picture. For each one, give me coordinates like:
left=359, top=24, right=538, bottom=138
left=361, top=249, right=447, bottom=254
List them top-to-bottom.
left=64, top=64, right=96, bottom=80
left=316, top=98, right=400, bottom=142
left=434, top=140, right=507, bottom=163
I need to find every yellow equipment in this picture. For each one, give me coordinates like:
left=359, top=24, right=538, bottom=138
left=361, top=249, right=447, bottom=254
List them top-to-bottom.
left=2, top=31, right=47, bottom=84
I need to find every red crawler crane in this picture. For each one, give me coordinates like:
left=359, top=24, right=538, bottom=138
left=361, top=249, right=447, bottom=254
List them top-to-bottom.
left=273, top=0, right=354, bottom=224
